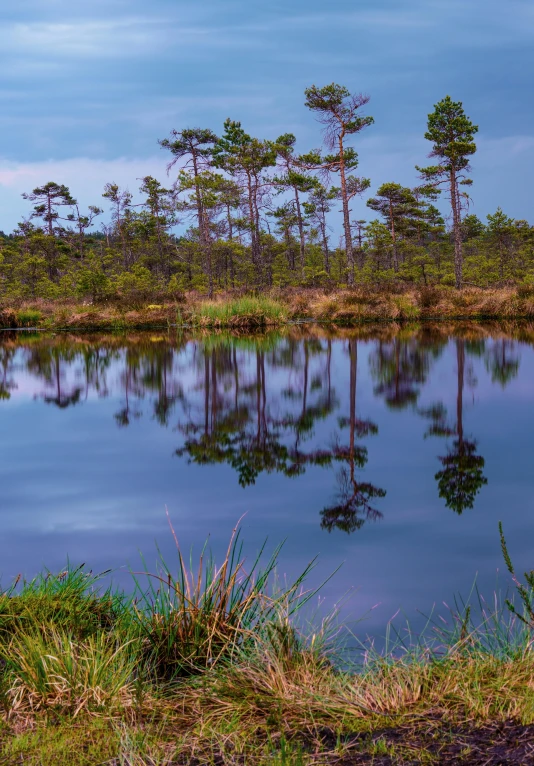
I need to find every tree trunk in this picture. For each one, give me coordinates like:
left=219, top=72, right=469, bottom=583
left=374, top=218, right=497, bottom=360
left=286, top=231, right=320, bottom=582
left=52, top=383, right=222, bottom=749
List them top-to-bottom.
left=338, top=134, right=354, bottom=285
left=192, top=153, right=213, bottom=298
left=450, top=168, right=463, bottom=289
left=246, top=174, right=261, bottom=284
left=252, top=175, right=263, bottom=284
left=293, top=187, right=306, bottom=278
left=47, top=193, right=53, bottom=236
left=389, top=200, right=398, bottom=272
left=226, top=205, right=233, bottom=241
left=78, top=220, right=84, bottom=260
left=321, top=220, right=330, bottom=274
left=456, top=339, right=464, bottom=445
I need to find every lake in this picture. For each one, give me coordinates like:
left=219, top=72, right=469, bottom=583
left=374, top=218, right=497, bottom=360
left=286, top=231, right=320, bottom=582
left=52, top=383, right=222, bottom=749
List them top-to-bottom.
left=1, top=322, right=533, bottom=644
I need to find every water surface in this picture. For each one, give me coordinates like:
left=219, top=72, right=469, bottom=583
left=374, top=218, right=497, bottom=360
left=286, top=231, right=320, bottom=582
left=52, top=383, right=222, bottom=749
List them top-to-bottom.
left=1, top=323, right=533, bottom=640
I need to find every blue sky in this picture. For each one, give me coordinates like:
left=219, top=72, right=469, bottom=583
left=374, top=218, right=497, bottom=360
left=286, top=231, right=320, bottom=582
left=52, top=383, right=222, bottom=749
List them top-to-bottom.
left=0, top=0, right=532, bottom=231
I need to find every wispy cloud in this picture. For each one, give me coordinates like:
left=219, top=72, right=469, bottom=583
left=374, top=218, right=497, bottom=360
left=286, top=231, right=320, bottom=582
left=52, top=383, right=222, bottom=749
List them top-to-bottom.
left=236, top=0, right=534, bottom=46
left=2, top=16, right=265, bottom=61
left=4, top=18, right=174, bottom=57
left=0, top=155, right=167, bottom=190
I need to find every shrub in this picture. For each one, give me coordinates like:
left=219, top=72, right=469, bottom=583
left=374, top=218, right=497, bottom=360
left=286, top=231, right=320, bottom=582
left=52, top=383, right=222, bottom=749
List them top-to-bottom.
left=517, top=282, right=534, bottom=300
left=418, top=286, right=441, bottom=310
left=0, top=309, right=17, bottom=329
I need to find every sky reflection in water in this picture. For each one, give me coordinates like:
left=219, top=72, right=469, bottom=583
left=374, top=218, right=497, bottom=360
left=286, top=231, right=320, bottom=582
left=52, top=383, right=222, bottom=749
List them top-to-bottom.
left=0, top=325, right=533, bottom=641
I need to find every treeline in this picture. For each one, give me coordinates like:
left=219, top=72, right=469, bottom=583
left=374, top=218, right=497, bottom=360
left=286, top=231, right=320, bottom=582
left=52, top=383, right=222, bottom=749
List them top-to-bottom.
left=1, top=85, right=533, bottom=304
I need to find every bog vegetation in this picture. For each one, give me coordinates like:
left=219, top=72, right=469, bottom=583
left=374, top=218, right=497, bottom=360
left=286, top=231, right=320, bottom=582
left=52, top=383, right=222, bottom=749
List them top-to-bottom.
left=1, top=87, right=533, bottom=311
left=0, top=522, right=533, bottom=764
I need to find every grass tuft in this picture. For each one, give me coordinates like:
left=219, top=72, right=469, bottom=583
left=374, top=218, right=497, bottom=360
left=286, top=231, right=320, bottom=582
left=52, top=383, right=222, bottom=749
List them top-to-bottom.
left=191, top=297, right=287, bottom=327
left=15, top=308, right=42, bottom=327
left=130, top=515, right=319, bottom=679
left=0, top=565, right=123, bottom=642
left=3, top=629, right=138, bottom=716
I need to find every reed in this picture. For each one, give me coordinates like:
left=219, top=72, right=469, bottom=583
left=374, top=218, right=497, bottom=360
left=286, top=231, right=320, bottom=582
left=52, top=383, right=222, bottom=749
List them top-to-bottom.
left=14, top=308, right=42, bottom=328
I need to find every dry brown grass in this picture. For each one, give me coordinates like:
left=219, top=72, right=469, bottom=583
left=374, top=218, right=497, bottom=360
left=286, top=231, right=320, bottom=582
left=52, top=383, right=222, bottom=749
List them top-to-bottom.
left=3, top=286, right=534, bottom=331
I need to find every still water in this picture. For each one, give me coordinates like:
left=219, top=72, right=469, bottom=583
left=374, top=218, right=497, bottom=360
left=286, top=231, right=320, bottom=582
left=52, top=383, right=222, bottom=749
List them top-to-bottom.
left=0, top=324, right=533, bottom=640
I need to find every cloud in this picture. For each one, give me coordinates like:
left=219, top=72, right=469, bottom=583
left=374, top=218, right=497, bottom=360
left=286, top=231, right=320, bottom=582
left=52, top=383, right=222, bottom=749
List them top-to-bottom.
left=240, top=0, right=534, bottom=47
left=1, top=15, right=265, bottom=63
left=4, top=18, right=174, bottom=57
left=476, top=134, right=534, bottom=161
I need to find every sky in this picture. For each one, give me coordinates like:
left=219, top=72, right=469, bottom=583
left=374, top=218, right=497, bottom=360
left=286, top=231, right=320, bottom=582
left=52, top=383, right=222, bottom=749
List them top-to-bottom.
left=0, top=0, right=532, bottom=232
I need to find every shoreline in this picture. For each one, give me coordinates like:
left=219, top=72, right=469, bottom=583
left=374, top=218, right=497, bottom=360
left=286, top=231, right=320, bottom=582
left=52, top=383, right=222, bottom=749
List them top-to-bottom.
left=1, top=286, right=534, bottom=332
left=0, top=529, right=532, bottom=765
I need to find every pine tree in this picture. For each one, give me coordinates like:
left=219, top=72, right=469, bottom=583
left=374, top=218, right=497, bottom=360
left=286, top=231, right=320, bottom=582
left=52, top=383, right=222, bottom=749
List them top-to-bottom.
left=304, top=84, right=373, bottom=285
left=417, top=96, right=478, bottom=289
left=213, top=120, right=277, bottom=285
left=159, top=128, right=218, bottom=295
left=274, top=133, right=317, bottom=278
left=22, top=182, right=76, bottom=236
left=366, top=183, right=417, bottom=271
left=303, top=184, right=337, bottom=274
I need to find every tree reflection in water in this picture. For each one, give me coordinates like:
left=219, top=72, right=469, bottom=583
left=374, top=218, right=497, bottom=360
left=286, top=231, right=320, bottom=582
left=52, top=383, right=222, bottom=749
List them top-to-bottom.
left=0, top=326, right=520, bottom=525
left=175, top=336, right=385, bottom=532
left=421, top=338, right=488, bottom=514
left=485, top=338, right=520, bottom=388
left=176, top=339, right=338, bottom=487
left=320, top=339, right=385, bottom=534
left=27, top=345, right=84, bottom=408
left=0, top=348, right=17, bottom=400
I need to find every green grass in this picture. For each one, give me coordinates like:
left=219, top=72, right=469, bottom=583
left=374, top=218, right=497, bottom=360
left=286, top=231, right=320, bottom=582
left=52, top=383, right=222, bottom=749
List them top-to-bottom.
left=191, top=296, right=288, bottom=327
left=15, top=309, right=42, bottom=327
left=130, top=516, right=319, bottom=679
left=0, top=522, right=532, bottom=764
left=0, top=565, right=121, bottom=640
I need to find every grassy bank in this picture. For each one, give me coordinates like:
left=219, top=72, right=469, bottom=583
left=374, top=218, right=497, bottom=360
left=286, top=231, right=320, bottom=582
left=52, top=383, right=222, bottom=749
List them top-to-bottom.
left=3, top=285, right=534, bottom=331
left=0, top=525, right=532, bottom=765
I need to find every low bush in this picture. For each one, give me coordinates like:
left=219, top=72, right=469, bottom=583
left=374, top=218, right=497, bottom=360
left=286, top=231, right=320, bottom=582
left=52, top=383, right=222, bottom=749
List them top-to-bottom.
left=417, top=285, right=441, bottom=309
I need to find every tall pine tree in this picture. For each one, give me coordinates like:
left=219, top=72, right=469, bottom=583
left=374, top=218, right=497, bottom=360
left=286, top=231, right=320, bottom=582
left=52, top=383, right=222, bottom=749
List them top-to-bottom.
left=417, top=96, right=478, bottom=289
